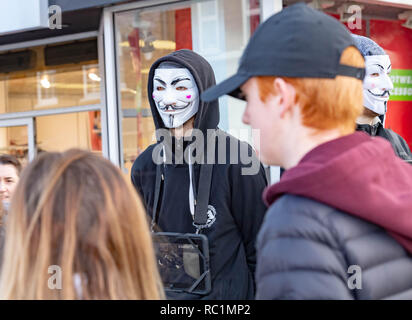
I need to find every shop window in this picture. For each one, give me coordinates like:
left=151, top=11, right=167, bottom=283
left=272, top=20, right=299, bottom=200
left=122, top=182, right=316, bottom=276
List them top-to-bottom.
left=0, top=39, right=100, bottom=114
left=82, top=64, right=101, bottom=102
left=36, top=70, right=57, bottom=107
left=0, top=110, right=102, bottom=168
left=36, top=111, right=102, bottom=154
left=0, top=125, right=29, bottom=166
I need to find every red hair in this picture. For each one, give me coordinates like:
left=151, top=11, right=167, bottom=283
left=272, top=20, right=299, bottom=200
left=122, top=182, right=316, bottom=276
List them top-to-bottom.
left=256, top=46, right=364, bottom=134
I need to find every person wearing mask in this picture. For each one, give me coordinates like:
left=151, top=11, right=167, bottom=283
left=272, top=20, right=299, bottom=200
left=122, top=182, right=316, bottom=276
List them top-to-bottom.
left=352, top=34, right=412, bottom=162
left=131, top=49, right=267, bottom=299
left=0, top=149, right=164, bottom=299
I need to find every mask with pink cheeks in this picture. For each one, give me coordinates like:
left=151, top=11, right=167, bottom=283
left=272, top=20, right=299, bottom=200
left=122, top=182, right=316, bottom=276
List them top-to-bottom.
left=363, top=55, right=393, bottom=116
left=152, top=67, right=199, bottom=128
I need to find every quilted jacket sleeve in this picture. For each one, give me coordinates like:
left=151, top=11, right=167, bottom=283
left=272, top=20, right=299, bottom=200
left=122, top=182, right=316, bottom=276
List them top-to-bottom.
left=255, top=195, right=354, bottom=300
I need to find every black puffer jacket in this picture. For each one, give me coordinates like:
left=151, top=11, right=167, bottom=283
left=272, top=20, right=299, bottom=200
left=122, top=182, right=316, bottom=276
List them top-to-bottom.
left=256, top=132, right=412, bottom=300
left=256, top=195, right=412, bottom=299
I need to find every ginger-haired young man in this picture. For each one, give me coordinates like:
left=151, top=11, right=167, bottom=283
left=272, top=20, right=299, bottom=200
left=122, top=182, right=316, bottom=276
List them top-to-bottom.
left=202, top=3, right=412, bottom=300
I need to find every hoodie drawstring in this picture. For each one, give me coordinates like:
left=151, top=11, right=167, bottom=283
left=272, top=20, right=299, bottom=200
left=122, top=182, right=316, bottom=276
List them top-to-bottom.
left=188, top=145, right=196, bottom=220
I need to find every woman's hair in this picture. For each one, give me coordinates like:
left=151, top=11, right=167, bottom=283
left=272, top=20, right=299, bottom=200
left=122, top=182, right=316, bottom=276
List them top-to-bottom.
left=257, top=46, right=365, bottom=134
left=0, top=149, right=164, bottom=300
left=0, top=154, right=22, bottom=176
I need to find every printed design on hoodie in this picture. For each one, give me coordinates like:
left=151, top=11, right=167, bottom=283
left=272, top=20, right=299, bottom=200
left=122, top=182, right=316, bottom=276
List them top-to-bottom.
left=205, top=205, right=217, bottom=228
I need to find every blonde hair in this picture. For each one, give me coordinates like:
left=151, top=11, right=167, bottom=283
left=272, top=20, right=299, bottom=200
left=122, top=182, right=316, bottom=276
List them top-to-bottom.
left=257, top=46, right=365, bottom=134
left=0, top=149, right=164, bottom=300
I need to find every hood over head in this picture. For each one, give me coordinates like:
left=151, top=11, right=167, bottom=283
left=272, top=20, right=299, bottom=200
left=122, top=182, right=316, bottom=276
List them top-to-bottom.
left=351, top=34, right=386, bottom=57
left=148, top=49, right=219, bottom=137
left=263, top=132, right=412, bottom=254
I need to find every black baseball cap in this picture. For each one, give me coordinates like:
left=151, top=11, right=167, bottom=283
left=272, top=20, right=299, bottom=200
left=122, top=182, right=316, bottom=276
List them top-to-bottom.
left=201, top=2, right=365, bottom=102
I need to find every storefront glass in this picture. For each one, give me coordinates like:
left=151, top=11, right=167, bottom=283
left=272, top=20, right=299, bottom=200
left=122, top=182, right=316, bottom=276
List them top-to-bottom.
left=115, top=0, right=260, bottom=173
left=0, top=39, right=102, bottom=167
left=0, top=41, right=100, bottom=114
left=36, top=111, right=102, bottom=154
left=0, top=125, right=28, bottom=165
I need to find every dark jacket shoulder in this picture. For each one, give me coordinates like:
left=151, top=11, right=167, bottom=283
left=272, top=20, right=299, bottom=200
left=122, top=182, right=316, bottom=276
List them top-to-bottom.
left=256, top=194, right=412, bottom=300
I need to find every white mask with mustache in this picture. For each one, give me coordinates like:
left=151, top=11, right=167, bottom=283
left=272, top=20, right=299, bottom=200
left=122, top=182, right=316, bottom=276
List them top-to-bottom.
left=363, top=55, right=394, bottom=115
left=153, top=68, right=199, bottom=128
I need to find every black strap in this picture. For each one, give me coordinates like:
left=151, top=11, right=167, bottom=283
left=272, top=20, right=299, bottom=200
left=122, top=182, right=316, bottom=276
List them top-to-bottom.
left=337, top=64, right=365, bottom=80
left=192, top=130, right=216, bottom=230
left=151, top=163, right=163, bottom=232
left=193, top=164, right=214, bottom=230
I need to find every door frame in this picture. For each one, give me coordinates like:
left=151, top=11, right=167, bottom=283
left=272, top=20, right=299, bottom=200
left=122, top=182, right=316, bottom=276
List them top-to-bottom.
left=0, top=117, right=36, bottom=161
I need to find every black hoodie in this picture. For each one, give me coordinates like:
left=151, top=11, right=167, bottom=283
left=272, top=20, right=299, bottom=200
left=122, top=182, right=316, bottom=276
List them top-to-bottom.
left=131, top=50, right=268, bottom=299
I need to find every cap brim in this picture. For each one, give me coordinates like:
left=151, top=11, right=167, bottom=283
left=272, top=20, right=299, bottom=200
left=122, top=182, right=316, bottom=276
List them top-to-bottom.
left=201, top=73, right=250, bottom=102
